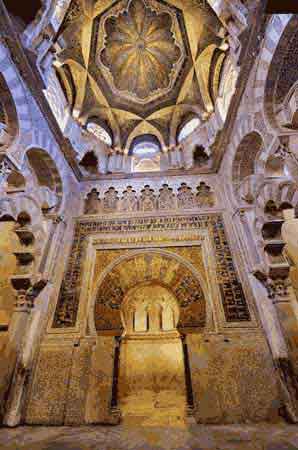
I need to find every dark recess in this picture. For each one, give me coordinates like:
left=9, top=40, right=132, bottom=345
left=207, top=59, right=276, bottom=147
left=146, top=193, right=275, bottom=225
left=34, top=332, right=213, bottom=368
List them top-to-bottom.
left=3, top=0, right=42, bottom=25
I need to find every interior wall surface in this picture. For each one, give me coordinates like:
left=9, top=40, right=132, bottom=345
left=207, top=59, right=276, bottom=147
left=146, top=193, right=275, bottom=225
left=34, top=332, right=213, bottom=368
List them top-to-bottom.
left=24, top=213, right=282, bottom=425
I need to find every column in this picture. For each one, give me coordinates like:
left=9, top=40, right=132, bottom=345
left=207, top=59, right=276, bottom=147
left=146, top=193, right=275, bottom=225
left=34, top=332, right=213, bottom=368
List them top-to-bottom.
left=0, top=155, right=13, bottom=191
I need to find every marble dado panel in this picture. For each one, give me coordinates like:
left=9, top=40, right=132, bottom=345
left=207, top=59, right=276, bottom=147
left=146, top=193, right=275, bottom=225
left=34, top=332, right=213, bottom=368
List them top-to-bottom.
left=51, top=214, right=251, bottom=331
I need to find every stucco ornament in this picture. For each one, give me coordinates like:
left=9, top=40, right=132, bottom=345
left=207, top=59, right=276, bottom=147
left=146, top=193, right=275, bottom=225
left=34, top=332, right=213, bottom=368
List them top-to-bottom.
left=99, top=0, right=182, bottom=102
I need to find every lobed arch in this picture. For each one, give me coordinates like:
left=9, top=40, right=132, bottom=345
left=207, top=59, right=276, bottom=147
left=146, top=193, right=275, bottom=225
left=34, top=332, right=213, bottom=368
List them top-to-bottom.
left=252, top=14, right=293, bottom=133
left=264, top=15, right=298, bottom=131
left=0, top=42, right=31, bottom=136
left=216, top=54, right=238, bottom=122
left=54, top=65, right=76, bottom=113
left=0, top=73, right=18, bottom=147
left=274, top=81, right=298, bottom=130
left=170, top=105, right=203, bottom=147
left=223, top=113, right=261, bottom=207
left=177, top=114, right=201, bottom=144
left=85, top=117, right=113, bottom=147
left=126, top=123, right=165, bottom=153
left=19, top=131, right=70, bottom=213
left=232, top=131, right=264, bottom=187
left=128, top=134, right=161, bottom=156
left=26, top=147, right=63, bottom=209
left=5, top=161, right=57, bottom=214
left=254, top=180, right=298, bottom=236
left=0, top=194, right=47, bottom=245
left=89, top=249, right=212, bottom=336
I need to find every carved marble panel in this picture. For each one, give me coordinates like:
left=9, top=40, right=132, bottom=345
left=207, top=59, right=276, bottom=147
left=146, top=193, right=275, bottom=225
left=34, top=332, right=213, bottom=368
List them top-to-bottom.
left=25, top=345, right=73, bottom=424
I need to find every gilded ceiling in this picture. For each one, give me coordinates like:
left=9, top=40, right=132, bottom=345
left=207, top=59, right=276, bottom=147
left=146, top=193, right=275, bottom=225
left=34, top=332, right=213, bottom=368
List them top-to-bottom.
left=55, top=0, right=227, bottom=148
left=98, top=0, right=183, bottom=103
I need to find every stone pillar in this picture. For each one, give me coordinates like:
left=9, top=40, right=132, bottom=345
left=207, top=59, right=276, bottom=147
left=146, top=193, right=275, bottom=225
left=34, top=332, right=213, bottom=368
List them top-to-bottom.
left=168, top=146, right=177, bottom=168
left=107, top=149, right=116, bottom=172
left=115, top=150, right=123, bottom=172
left=0, top=155, right=12, bottom=192
left=230, top=205, right=298, bottom=422
left=235, top=208, right=261, bottom=270
left=1, top=214, right=67, bottom=425
left=6, top=214, right=69, bottom=426
left=39, top=214, right=66, bottom=277
left=253, top=270, right=298, bottom=422
left=3, top=278, right=47, bottom=426
left=0, top=288, right=32, bottom=421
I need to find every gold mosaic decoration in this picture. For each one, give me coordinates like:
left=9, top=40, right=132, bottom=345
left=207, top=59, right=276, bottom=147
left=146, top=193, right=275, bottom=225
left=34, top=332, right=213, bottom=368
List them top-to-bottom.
left=54, top=0, right=225, bottom=147
left=98, top=0, right=183, bottom=103
left=52, top=214, right=251, bottom=328
left=94, top=249, right=206, bottom=333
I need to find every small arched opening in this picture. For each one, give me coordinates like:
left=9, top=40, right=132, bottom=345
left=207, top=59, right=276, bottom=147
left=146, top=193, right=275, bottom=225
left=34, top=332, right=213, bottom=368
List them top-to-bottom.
left=177, top=117, right=200, bottom=143
left=86, top=120, right=113, bottom=147
left=232, top=132, right=264, bottom=198
left=130, top=134, right=161, bottom=173
left=26, top=148, right=63, bottom=209
left=79, top=151, right=98, bottom=175
left=6, top=171, right=26, bottom=192
left=93, top=251, right=206, bottom=423
left=119, top=282, right=187, bottom=421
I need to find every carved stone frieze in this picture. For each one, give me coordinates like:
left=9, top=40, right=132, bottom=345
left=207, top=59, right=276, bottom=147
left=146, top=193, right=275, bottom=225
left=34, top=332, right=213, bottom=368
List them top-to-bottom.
left=84, top=182, right=215, bottom=215
left=196, top=182, right=215, bottom=207
left=177, top=183, right=195, bottom=209
left=158, top=184, right=175, bottom=210
left=140, top=185, right=156, bottom=212
left=120, top=186, right=138, bottom=212
left=103, top=187, right=119, bottom=212
left=84, top=189, right=101, bottom=215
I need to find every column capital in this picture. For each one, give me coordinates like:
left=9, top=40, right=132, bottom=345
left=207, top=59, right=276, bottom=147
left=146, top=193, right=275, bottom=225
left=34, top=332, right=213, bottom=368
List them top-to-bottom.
left=0, top=155, right=13, bottom=185
left=44, top=213, right=66, bottom=225
left=254, top=268, right=291, bottom=302
left=11, top=277, right=48, bottom=313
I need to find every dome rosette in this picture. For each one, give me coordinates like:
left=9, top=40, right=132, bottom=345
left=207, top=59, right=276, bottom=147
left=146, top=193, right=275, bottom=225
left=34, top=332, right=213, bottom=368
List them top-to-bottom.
left=96, top=0, right=186, bottom=105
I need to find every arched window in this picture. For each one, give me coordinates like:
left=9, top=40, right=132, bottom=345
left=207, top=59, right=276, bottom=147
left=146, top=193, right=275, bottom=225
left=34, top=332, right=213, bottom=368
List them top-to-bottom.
left=177, top=118, right=200, bottom=143
left=87, top=122, right=112, bottom=146
left=130, top=134, right=161, bottom=156
left=130, top=135, right=161, bottom=172
left=132, top=141, right=160, bottom=157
